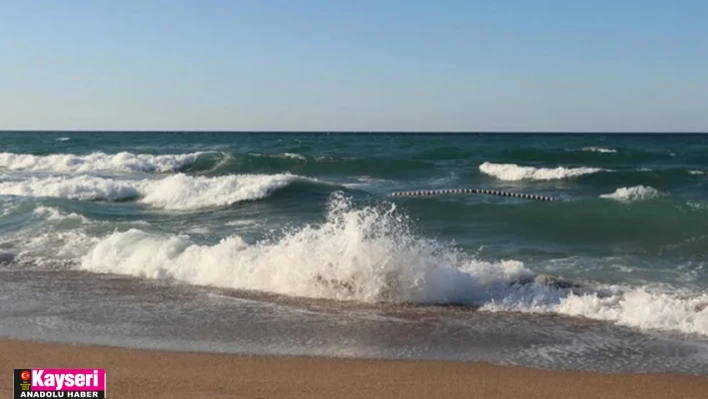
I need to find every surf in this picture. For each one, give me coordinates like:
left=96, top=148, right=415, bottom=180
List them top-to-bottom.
left=0, top=173, right=325, bottom=210
left=73, top=193, right=708, bottom=336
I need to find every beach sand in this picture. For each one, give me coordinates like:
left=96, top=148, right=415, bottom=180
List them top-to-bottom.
left=1, top=339, right=706, bottom=399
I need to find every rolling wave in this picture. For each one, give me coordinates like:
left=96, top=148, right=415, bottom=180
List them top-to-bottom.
left=0, top=151, right=206, bottom=173
left=479, top=162, right=606, bottom=181
left=0, top=173, right=320, bottom=210
left=139, top=173, right=314, bottom=210
left=0, top=175, right=141, bottom=201
left=600, top=186, right=663, bottom=201
left=74, top=194, right=708, bottom=336
left=80, top=194, right=535, bottom=303
left=482, top=288, right=708, bottom=336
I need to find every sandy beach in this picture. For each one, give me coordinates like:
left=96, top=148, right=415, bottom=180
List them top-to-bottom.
left=1, top=339, right=706, bottom=399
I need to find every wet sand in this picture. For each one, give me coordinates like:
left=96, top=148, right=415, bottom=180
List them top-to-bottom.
left=1, top=339, right=706, bottom=399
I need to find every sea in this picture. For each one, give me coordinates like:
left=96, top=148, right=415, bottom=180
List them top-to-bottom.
left=1, top=132, right=707, bottom=374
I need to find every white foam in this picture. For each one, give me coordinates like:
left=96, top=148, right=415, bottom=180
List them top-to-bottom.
left=56, top=137, right=71, bottom=142
left=579, top=147, right=617, bottom=153
left=0, top=151, right=204, bottom=173
left=249, top=152, right=307, bottom=161
left=282, top=153, right=307, bottom=161
left=479, top=162, right=604, bottom=181
left=689, top=170, right=706, bottom=175
left=0, top=173, right=312, bottom=210
left=139, top=173, right=309, bottom=210
left=0, top=176, right=141, bottom=201
left=343, top=176, right=396, bottom=189
left=600, top=186, right=663, bottom=202
left=76, top=194, right=708, bottom=336
left=81, top=194, right=534, bottom=303
left=687, top=202, right=708, bottom=211
left=33, top=206, right=89, bottom=223
left=225, top=219, right=259, bottom=227
left=186, top=226, right=211, bottom=235
left=1, top=229, right=99, bottom=268
left=483, top=288, right=708, bottom=336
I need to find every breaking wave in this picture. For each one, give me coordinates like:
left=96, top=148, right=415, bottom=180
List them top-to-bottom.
left=579, top=147, right=617, bottom=153
left=0, top=151, right=206, bottom=173
left=479, top=162, right=605, bottom=181
left=0, top=173, right=315, bottom=210
left=138, top=173, right=310, bottom=210
left=0, top=175, right=140, bottom=201
left=600, top=186, right=663, bottom=202
left=75, top=194, right=708, bottom=336
left=80, top=194, right=536, bottom=303
left=33, top=206, right=89, bottom=223
left=482, top=288, right=708, bottom=336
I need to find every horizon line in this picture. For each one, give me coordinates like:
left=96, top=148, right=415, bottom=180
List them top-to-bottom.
left=2, top=130, right=707, bottom=134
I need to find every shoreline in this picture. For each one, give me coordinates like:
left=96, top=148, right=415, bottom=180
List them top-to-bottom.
left=1, top=339, right=707, bottom=398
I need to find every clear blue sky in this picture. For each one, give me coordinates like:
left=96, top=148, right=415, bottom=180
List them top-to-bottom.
left=1, top=0, right=707, bottom=131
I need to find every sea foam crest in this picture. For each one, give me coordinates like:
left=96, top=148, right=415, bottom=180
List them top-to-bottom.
left=579, top=147, right=617, bottom=153
left=0, top=151, right=204, bottom=173
left=249, top=152, right=308, bottom=161
left=479, top=162, right=604, bottom=181
left=0, top=173, right=309, bottom=209
left=139, top=173, right=304, bottom=209
left=0, top=176, right=141, bottom=201
left=600, top=186, right=663, bottom=201
left=33, top=206, right=89, bottom=223
left=483, top=289, right=708, bottom=336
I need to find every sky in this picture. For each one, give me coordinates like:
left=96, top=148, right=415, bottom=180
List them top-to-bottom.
left=1, top=0, right=707, bottom=132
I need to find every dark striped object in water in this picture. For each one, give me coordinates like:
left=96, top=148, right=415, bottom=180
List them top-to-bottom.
left=390, top=188, right=556, bottom=201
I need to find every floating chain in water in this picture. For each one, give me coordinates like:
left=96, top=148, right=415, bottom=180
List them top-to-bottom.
left=390, top=188, right=556, bottom=201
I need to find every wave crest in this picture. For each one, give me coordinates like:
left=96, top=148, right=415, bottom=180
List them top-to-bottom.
left=579, top=147, right=617, bottom=153
left=0, top=151, right=205, bottom=173
left=479, top=162, right=605, bottom=181
left=0, top=173, right=312, bottom=209
left=139, top=173, right=306, bottom=209
left=0, top=176, right=140, bottom=201
left=600, top=186, right=663, bottom=201
left=76, top=194, right=708, bottom=336
left=81, top=194, right=534, bottom=303
left=33, top=206, right=89, bottom=223
left=483, top=288, right=708, bottom=336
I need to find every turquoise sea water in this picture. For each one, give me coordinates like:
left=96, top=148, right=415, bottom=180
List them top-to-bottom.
left=1, top=132, right=707, bottom=373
